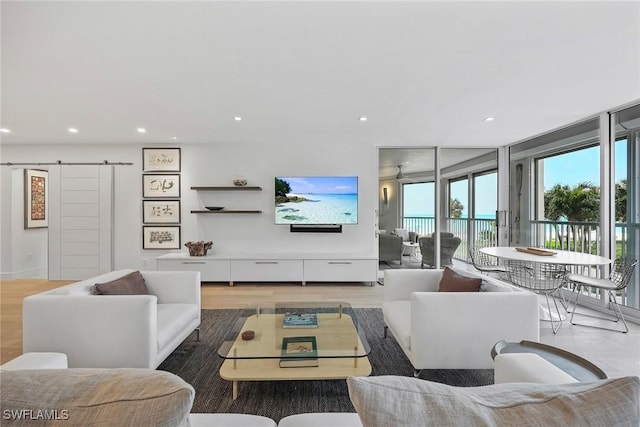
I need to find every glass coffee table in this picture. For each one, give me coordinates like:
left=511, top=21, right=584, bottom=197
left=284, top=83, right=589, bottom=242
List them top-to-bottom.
left=218, top=302, right=372, bottom=399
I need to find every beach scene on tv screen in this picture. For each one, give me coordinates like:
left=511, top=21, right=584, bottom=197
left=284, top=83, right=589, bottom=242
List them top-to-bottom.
left=275, top=176, right=358, bottom=224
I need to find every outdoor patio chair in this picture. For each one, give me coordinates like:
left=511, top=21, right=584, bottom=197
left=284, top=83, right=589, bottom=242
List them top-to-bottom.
left=418, top=233, right=461, bottom=269
left=468, top=244, right=508, bottom=279
left=567, top=257, right=638, bottom=333
left=504, top=260, right=570, bottom=334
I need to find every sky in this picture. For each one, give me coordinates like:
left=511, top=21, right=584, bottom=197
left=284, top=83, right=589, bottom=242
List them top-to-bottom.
left=543, top=140, right=627, bottom=189
left=277, top=176, right=358, bottom=194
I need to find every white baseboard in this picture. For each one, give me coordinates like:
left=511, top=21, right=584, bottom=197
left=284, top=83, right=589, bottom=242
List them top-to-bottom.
left=0, top=266, right=47, bottom=280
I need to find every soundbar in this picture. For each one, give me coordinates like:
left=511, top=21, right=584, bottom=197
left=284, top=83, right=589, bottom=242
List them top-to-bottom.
left=289, top=224, right=342, bottom=233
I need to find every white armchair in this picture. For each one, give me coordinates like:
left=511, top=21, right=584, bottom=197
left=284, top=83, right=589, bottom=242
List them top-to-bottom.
left=382, top=269, right=539, bottom=371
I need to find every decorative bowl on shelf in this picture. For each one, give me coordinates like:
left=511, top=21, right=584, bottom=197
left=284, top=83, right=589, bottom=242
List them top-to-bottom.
left=233, top=175, right=248, bottom=187
left=205, top=206, right=224, bottom=211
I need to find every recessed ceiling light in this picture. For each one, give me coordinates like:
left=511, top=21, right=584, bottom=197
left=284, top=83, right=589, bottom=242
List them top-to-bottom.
left=233, top=116, right=242, bottom=121
left=359, top=116, right=368, bottom=122
left=483, top=117, right=495, bottom=122
left=0, top=128, right=11, bottom=133
left=68, top=128, right=79, bottom=133
left=137, top=128, right=147, bottom=133
left=172, top=136, right=178, bottom=140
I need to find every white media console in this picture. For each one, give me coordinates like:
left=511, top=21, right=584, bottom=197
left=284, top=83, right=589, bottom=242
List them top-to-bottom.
left=156, top=253, right=378, bottom=286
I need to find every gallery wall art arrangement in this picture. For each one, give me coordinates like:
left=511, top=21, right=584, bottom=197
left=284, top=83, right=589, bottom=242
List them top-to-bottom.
left=142, top=148, right=181, bottom=249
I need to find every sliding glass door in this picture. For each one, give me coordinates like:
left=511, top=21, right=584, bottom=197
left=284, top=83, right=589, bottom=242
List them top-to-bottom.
left=508, top=104, right=639, bottom=316
left=613, top=105, right=640, bottom=310
left=378, top=147, right=499, bottom=268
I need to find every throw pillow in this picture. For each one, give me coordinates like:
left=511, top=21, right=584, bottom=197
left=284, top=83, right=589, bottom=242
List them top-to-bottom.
left=393, top=228, right=410, bottom=241
left=438, top=267, right=482, bottom=292
left=92, top=271, right=149, bottom=295
left=0, top=369, right=194, bottom=426
left=347, top=375, right=640, bottom=427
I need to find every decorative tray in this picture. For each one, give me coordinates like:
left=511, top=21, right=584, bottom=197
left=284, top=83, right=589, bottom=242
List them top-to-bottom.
left=515, top=247, right=557, bottom=256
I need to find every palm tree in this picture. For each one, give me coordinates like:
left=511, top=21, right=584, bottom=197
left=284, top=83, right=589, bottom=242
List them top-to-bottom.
left=615, top=179, right=627, bottom=222
left=543, top=182, right=600, bottom=250
left=449, top=198, right=464, bottom=218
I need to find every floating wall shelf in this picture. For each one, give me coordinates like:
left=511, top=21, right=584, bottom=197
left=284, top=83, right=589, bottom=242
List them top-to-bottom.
left=190, top=186, right=262, bottom=191
left=191, top=186, right=262, bottom=214
left=191, top=210, right=262, bottom=214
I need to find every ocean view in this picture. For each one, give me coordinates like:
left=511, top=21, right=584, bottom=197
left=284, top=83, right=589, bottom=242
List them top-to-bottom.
left=276, top=193, right=358, bottom=224
left=405, top=213, right=496, bottom=220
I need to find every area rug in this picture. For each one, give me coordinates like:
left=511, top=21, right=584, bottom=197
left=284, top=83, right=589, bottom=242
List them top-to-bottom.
left=159, top=308, right=493, bottom=422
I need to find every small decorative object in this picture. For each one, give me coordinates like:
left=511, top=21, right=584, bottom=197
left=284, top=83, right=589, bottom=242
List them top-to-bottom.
left=233, top=175, right=247, bottom=187
left=205, top=206, right=224, bottom=211
left=184, top=240, right=213, bottom=256
left=241, top=330, right=255, bottom=341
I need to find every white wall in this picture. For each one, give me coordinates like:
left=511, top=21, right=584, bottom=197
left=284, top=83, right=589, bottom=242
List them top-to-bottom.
left=1, top=142, right=377, bottom=277
left=0, top=167, right=48, bottom=279
left=0, top=167, right=13, bottom=277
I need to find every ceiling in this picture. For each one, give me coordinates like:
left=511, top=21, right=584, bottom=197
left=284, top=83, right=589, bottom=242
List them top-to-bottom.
left=1, top=1, right=639, bottom=149
left=378, top=147, right=496, bottom=178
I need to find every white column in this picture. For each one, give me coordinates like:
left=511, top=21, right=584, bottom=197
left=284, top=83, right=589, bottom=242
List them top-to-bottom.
left=599, top=113, right=613, bottom=262
left=497, top=146, right=510, bottom=246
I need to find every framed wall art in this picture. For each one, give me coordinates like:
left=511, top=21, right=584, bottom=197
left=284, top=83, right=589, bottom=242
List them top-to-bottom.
left=143, top=148, right=181, bottom=172
left=24, top=169, right=48, bottom=229
left=143, top=174, right=181, bottom=198
left=143, top=200, right=181, bottom=224
left=143, top=226, right=181, bottom=249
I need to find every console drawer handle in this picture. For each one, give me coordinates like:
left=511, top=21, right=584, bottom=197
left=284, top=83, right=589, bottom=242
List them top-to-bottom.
left=182, top=261, right=206, bottom=264
left=255, top=261, right=278, bottom=264
left=328, top=261, right=352, bottom=265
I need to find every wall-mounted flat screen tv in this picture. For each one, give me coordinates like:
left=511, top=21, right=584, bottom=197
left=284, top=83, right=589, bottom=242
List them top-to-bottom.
left=275, top=176, right=358, bottom=224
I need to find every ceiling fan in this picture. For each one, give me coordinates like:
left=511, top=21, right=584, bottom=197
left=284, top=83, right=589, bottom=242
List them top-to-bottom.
left=395, top=164, right=423, bottom=183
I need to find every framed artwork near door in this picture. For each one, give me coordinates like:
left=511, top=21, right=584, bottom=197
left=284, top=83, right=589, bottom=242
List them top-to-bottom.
left=142, top=148, right=181, bottom=172
left=24, top=169, right=48, bottom=229
left=142, top=174, right=181, bottom=198
left=143, top=200, right=181, bottom=224
left=143, top=226, right=181, bottom=249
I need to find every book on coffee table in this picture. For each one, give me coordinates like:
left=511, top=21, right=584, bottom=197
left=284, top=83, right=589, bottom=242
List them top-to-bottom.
left=282, top=312, right=318, bottom=328
left=279, top=336, right=318, bottom=368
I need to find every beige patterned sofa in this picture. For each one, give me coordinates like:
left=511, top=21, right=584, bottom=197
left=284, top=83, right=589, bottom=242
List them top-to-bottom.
left=2, top=353, right=638, bottom=426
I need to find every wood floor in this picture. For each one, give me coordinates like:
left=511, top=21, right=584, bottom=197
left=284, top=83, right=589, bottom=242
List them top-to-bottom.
left=2, top=277, right=639, bottom=380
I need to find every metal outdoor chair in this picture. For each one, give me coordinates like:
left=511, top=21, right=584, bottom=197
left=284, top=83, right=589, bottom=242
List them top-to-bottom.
left=467, top=244, right=508, bottom=279
left=567, top=257, right=638, bottom=333
left=504, top=260, right=570, bottom=334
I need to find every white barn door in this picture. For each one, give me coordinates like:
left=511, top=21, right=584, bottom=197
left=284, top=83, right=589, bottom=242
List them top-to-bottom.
left=48, top=165, right=113, bottom=280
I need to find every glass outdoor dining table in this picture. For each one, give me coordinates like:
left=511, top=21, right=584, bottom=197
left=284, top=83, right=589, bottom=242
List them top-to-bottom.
left=479, top=247, right=612, bottom=321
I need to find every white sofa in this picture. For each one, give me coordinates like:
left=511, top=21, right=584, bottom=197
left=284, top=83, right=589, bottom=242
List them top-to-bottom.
left=382, top=268, right=540, bottom=371
left=22, top=269, right=201, bottom=369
